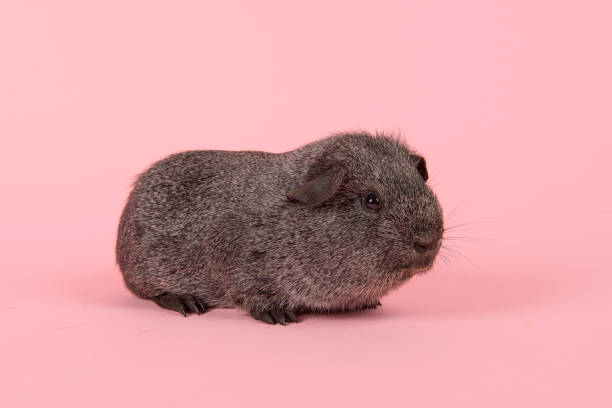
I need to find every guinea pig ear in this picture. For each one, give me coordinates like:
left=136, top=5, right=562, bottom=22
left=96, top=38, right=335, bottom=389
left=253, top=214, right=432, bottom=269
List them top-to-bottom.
left=411, top=155, right=429, bottom=182
left=286, top=164, right=346, bottom=207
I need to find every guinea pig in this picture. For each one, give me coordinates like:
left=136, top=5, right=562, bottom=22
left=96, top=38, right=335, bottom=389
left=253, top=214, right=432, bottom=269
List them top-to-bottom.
left=116, top=131, right=444, bottom=324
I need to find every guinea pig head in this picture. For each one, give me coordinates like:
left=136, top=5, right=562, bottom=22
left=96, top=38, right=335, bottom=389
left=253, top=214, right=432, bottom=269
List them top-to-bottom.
left=286, top=133, right=444, bottom=289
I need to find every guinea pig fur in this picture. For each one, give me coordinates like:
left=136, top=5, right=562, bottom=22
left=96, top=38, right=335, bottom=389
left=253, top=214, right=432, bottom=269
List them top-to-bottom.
left=116, top=131, right=444, bottom=324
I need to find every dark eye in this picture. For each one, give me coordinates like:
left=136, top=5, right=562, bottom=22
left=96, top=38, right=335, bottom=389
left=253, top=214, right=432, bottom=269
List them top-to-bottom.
left=362, top=192, right=382, bottom=212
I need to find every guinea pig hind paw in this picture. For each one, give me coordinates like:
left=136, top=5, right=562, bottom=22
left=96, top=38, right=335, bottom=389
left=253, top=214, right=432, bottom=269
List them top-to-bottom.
left=153, top=293, right=208, bottom=316
left=250, top=309, right=298, bottom=325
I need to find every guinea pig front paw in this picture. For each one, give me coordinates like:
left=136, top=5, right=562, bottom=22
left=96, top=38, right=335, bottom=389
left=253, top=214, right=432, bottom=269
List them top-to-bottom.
left=152, top=293, right=208, bottom=317
left=357, top=300, right=382, bottom=311
left=249, top=309, right=298, bottom=325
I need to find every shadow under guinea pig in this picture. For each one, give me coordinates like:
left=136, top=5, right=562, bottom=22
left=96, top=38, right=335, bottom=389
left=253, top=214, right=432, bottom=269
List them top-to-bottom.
left=70, top=264, right=582, bottom=323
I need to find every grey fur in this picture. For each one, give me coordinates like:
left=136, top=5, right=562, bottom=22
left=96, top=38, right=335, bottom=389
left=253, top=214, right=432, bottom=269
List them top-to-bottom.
left=116, top=131, right=444, bottom=324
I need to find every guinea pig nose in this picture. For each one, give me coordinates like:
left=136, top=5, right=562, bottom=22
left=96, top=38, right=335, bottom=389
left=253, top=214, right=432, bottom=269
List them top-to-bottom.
left=413, top=237, right=440, bottom=253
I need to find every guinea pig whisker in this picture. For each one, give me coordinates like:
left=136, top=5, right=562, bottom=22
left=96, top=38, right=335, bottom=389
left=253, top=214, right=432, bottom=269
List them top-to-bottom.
left=428, top=162, right=453, bottom=181
left=443, top=190, right=479, bottom=223
left=445, top=201, right=469, bottom=223
left=443, top=220, right=490, bottom=233
left=443, top=222, right=477, bottom=231
left=442, top=236, right=485, bottom=243
left=441, top=243, right=466, bottom=252
left=440, top=244, right=457, bottom=254
left=440, top=245, right=479, bottom=269
left=439, top=247, right=456, bottom=259
left=436, top=252, right=451, bottom=265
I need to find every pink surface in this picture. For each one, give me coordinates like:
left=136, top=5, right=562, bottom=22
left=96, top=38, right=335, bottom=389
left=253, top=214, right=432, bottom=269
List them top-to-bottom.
left=1, top=1, right=611, bottom=407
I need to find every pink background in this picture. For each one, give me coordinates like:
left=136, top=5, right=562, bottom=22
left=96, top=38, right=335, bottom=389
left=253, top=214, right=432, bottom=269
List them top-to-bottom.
left=1, top=1, right=611, bottom=407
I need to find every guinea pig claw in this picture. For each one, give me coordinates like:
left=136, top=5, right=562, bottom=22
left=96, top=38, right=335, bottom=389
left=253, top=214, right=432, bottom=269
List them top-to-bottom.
left=153, top=293, right=208, bottom=316
left=153, top=294, right=187, bottom=316
left=181, top=295, right=209, bottom=315
left=180, top=296, right=201, bottom=315
left=181, top=296, right=206, bottom=314
left=194, top=298, right=208, bottom=314
left=250, top=309, right=298, bottom=325
left=271, top=310, right=287, bottom=325
left=285, top=310, right=298, bottom=323
left=250, top=311, right=275, bottom=325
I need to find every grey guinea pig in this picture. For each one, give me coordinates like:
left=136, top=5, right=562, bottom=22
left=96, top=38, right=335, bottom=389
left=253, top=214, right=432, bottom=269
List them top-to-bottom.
left=116, top=131, right=444, bottom=325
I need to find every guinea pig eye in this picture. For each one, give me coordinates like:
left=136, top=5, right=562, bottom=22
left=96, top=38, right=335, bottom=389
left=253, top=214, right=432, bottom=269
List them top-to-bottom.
left=362, top=192, right=382, bottom=212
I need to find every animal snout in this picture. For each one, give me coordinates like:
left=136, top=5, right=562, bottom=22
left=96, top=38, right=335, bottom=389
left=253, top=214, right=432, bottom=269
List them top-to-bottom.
left=413, top=235, right=442, bottom=254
